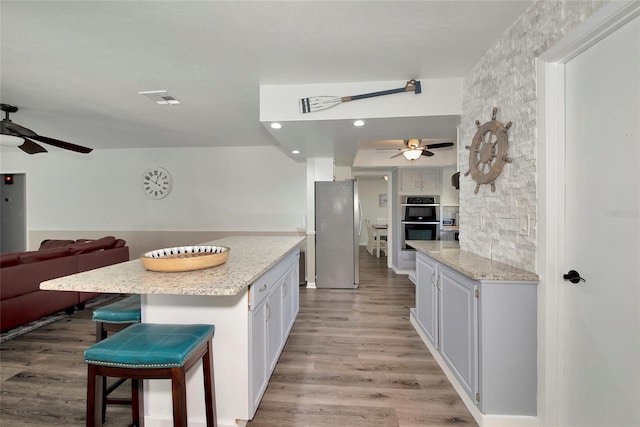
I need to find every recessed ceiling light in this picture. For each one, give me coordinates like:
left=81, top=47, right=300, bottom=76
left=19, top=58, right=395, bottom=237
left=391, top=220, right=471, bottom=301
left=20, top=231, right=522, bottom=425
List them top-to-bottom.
left=353, top=120, right=365, bottom=127
left=270, top=122, right=282, bottom=129
left=291, top=150, right=300, bottom=154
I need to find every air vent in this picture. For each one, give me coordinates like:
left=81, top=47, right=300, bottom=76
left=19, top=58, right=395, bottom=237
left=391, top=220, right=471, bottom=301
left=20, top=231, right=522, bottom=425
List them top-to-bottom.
left=138, top=90, right=181, bottom=105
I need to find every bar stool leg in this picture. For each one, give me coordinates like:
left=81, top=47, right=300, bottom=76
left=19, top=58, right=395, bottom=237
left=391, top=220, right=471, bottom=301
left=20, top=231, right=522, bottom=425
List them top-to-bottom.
left=95, top=321, right=109, bottom=423
left=95, top=321, right=107, bottom=343
left=203, top=340, right=217, bottom=427
left=86, top=364, right=104, bottom=427
left=170, top=367, right=188, bottom=427
left=131, top=379, right=144, bottom=427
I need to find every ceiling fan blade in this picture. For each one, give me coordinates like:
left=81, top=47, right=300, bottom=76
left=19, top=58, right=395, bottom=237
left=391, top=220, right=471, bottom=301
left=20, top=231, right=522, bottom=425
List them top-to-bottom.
left=2, top=105, right=93, bottom=154
left=3, top=121, right=39, bottom=138
left=28, top=134, right=93, bottom=154
left=19, top=138, right=48, bottom=154
left=424, top=142, right=454, bottom=149
left=421, top=150, right=435, bottom=157
left=390, top=151, right=406, bottom=158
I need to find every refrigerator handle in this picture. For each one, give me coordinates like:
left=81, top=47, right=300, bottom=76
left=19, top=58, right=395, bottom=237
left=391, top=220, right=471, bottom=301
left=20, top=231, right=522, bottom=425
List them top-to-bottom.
left=358, top=199, right=363, bottom=235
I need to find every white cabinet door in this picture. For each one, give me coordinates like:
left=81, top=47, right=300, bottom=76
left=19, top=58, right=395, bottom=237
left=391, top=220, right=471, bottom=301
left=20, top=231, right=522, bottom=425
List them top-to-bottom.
left=400, top=169, right=442, bottom=194
left=400, top=170, right=422, bottom=193
left=420, top=170, right=441, bottom=193
left=416, top=253, right=438, bottom=347
left=292, top=263, right=299, bottom=322
left=281, top=264, right=298, bottom=337
left=439, top=268, right=477, bottom=401
left=266, top=279, right=283, bottom=373
left=249, top=301, right=268, bottom=413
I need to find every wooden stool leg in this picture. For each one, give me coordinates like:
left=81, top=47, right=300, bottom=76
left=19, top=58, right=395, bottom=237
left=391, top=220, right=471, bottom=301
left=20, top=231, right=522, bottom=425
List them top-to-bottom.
left=95, top=321, right=109, bottom=422
left=95, top=321, right=107, bottom=343
left=202, top=340, right=217, bottom=427
left=86, top=364, right=104, bottom=427
left=171, top=367, right=188, bottom=427
left=131, top=378, right=144, bottom=427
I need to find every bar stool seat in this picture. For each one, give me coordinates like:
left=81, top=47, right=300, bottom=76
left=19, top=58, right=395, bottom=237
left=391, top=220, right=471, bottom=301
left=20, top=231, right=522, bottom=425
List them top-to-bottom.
left=92, top=294, right=141, bottom=326
left=85, top=323, right=217, bottom=427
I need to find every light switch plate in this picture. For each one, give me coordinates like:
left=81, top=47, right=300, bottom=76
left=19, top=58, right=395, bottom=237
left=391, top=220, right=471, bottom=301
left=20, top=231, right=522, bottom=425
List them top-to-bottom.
left=519, top=215, right=530, bottom=236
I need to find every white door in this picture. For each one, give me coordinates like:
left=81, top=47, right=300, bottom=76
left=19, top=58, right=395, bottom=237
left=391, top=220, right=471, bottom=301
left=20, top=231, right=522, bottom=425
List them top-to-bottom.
left=562, top=14, right=639, bottom=427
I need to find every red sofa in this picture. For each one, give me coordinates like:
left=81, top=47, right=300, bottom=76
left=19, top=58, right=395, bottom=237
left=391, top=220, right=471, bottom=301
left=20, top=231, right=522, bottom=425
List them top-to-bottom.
left=0, top=236, right=130, bottom=332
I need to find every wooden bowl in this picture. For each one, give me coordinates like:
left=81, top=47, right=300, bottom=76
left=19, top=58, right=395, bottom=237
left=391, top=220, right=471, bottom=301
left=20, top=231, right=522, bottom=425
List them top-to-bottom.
left=140, top=245, right=230, bottom=272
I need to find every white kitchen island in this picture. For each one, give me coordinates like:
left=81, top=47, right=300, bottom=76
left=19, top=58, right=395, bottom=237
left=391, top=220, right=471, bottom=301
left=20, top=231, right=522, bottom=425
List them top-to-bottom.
left=41, top=235, right=305, bottom=427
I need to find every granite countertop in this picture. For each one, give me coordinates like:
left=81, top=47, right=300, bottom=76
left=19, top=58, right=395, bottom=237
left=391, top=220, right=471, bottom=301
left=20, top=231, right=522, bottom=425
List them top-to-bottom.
left=41, top=235, right=306, bottom=296
left=406, top=240, right=539, bottom=282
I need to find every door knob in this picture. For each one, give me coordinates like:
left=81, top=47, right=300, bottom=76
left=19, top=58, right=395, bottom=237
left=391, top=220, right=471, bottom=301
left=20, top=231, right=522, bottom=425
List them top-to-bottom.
left=563, top=270, right=586, bottom=284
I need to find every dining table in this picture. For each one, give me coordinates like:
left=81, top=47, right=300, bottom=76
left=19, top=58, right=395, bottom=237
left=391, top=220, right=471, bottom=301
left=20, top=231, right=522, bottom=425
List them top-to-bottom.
left=371, top=223, right=388, bottom=258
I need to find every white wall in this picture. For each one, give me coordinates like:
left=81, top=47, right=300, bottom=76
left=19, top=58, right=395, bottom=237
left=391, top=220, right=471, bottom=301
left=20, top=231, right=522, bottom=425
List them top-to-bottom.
left=458, top=0, right=606, bottom=271
left=0, top=146, right=306, bottom=250
left=440, top=166, right=459, bottom=206
left=357, top=178, right=388, bottom=246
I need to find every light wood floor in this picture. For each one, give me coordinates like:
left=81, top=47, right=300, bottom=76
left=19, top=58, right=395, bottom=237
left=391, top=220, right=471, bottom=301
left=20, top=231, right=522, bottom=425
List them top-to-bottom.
left=0, top=248, right=476, bottom=426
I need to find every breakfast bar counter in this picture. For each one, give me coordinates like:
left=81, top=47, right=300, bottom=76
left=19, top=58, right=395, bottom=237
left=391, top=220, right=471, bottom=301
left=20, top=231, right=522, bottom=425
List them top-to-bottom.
left=41, top=235, right=305, bottom=296
left=42, top=235, right=305, bottom=427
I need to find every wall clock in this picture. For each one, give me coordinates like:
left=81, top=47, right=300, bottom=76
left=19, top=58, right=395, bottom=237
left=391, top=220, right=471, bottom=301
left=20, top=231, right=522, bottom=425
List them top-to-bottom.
left=465, top=107, right=513, bottom=194
left=142, top=167, right=172, bottom=199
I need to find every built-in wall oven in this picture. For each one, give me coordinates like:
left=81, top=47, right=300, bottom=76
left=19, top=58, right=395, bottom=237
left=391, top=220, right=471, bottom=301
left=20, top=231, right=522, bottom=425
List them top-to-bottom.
left=401, top=196, right=439, bottom=249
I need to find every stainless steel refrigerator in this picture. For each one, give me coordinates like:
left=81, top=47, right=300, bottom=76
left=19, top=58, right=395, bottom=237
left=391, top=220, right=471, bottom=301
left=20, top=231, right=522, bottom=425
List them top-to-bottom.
left=315, top=180, right=361, bottom=289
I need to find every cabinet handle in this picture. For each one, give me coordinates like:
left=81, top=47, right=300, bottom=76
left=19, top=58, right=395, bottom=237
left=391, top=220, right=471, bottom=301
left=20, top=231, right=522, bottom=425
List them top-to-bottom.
left=431, top=271, right=435, bottom=286
left=258, top=283, right=267, bottom=293
left=266, top=302, right=270, bottom=320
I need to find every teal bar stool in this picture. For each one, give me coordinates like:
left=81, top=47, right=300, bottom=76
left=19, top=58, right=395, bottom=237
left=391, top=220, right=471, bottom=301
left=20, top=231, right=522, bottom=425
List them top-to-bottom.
left=92, top=294, right=142, bottom=422
left=93, top=294, right=142, bottom=342
left=84, top=323, right=217, bottom=427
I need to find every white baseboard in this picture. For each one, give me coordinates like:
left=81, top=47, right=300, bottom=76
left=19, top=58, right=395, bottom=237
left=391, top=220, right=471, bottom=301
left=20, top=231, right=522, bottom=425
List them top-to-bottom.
left=143, top=415, right=246, bottom=427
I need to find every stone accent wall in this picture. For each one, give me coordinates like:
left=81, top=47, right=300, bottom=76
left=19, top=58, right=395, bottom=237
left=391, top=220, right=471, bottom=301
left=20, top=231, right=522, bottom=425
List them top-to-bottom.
left=458, top=0, right=606, bottom=271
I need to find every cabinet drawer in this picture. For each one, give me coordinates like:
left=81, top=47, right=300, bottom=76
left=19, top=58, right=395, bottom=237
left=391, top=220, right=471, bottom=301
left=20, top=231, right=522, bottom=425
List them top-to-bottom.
left=249, top=249, right=299, bottom=310
left=249, top=274, right=272, bottom=310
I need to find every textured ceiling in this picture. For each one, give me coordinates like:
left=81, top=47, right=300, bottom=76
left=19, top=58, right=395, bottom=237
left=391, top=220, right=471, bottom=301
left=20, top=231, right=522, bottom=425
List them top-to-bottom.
left=0, top=1, right=532, bottom=166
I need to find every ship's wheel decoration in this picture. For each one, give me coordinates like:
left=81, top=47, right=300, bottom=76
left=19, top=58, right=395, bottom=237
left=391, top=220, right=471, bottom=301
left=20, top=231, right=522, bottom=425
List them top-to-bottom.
left=465, top=107, right=513, bottom=194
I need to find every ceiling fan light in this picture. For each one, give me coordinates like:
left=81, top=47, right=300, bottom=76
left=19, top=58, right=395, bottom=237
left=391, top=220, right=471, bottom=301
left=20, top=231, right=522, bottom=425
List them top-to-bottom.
left=0, top=134, right=24, bottom=147
left=406, top=138, right=421, bottom=148
left=403, top=149, right=422, bottom=161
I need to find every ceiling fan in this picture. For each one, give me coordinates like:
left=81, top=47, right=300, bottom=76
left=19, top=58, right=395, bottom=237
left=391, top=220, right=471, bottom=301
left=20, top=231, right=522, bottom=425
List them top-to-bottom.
left=0, top=103, right=93, bottom=154
left=385, top=139, right=455, bottom=160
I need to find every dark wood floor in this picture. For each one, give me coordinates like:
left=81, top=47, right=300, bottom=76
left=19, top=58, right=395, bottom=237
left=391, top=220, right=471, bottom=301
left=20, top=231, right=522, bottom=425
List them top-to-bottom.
left=0, top=248, right=476, bottom=426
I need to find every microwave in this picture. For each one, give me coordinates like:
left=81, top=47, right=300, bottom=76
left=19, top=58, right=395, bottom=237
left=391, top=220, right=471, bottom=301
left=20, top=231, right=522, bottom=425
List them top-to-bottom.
left=404, top=205, right=437, bottom=222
